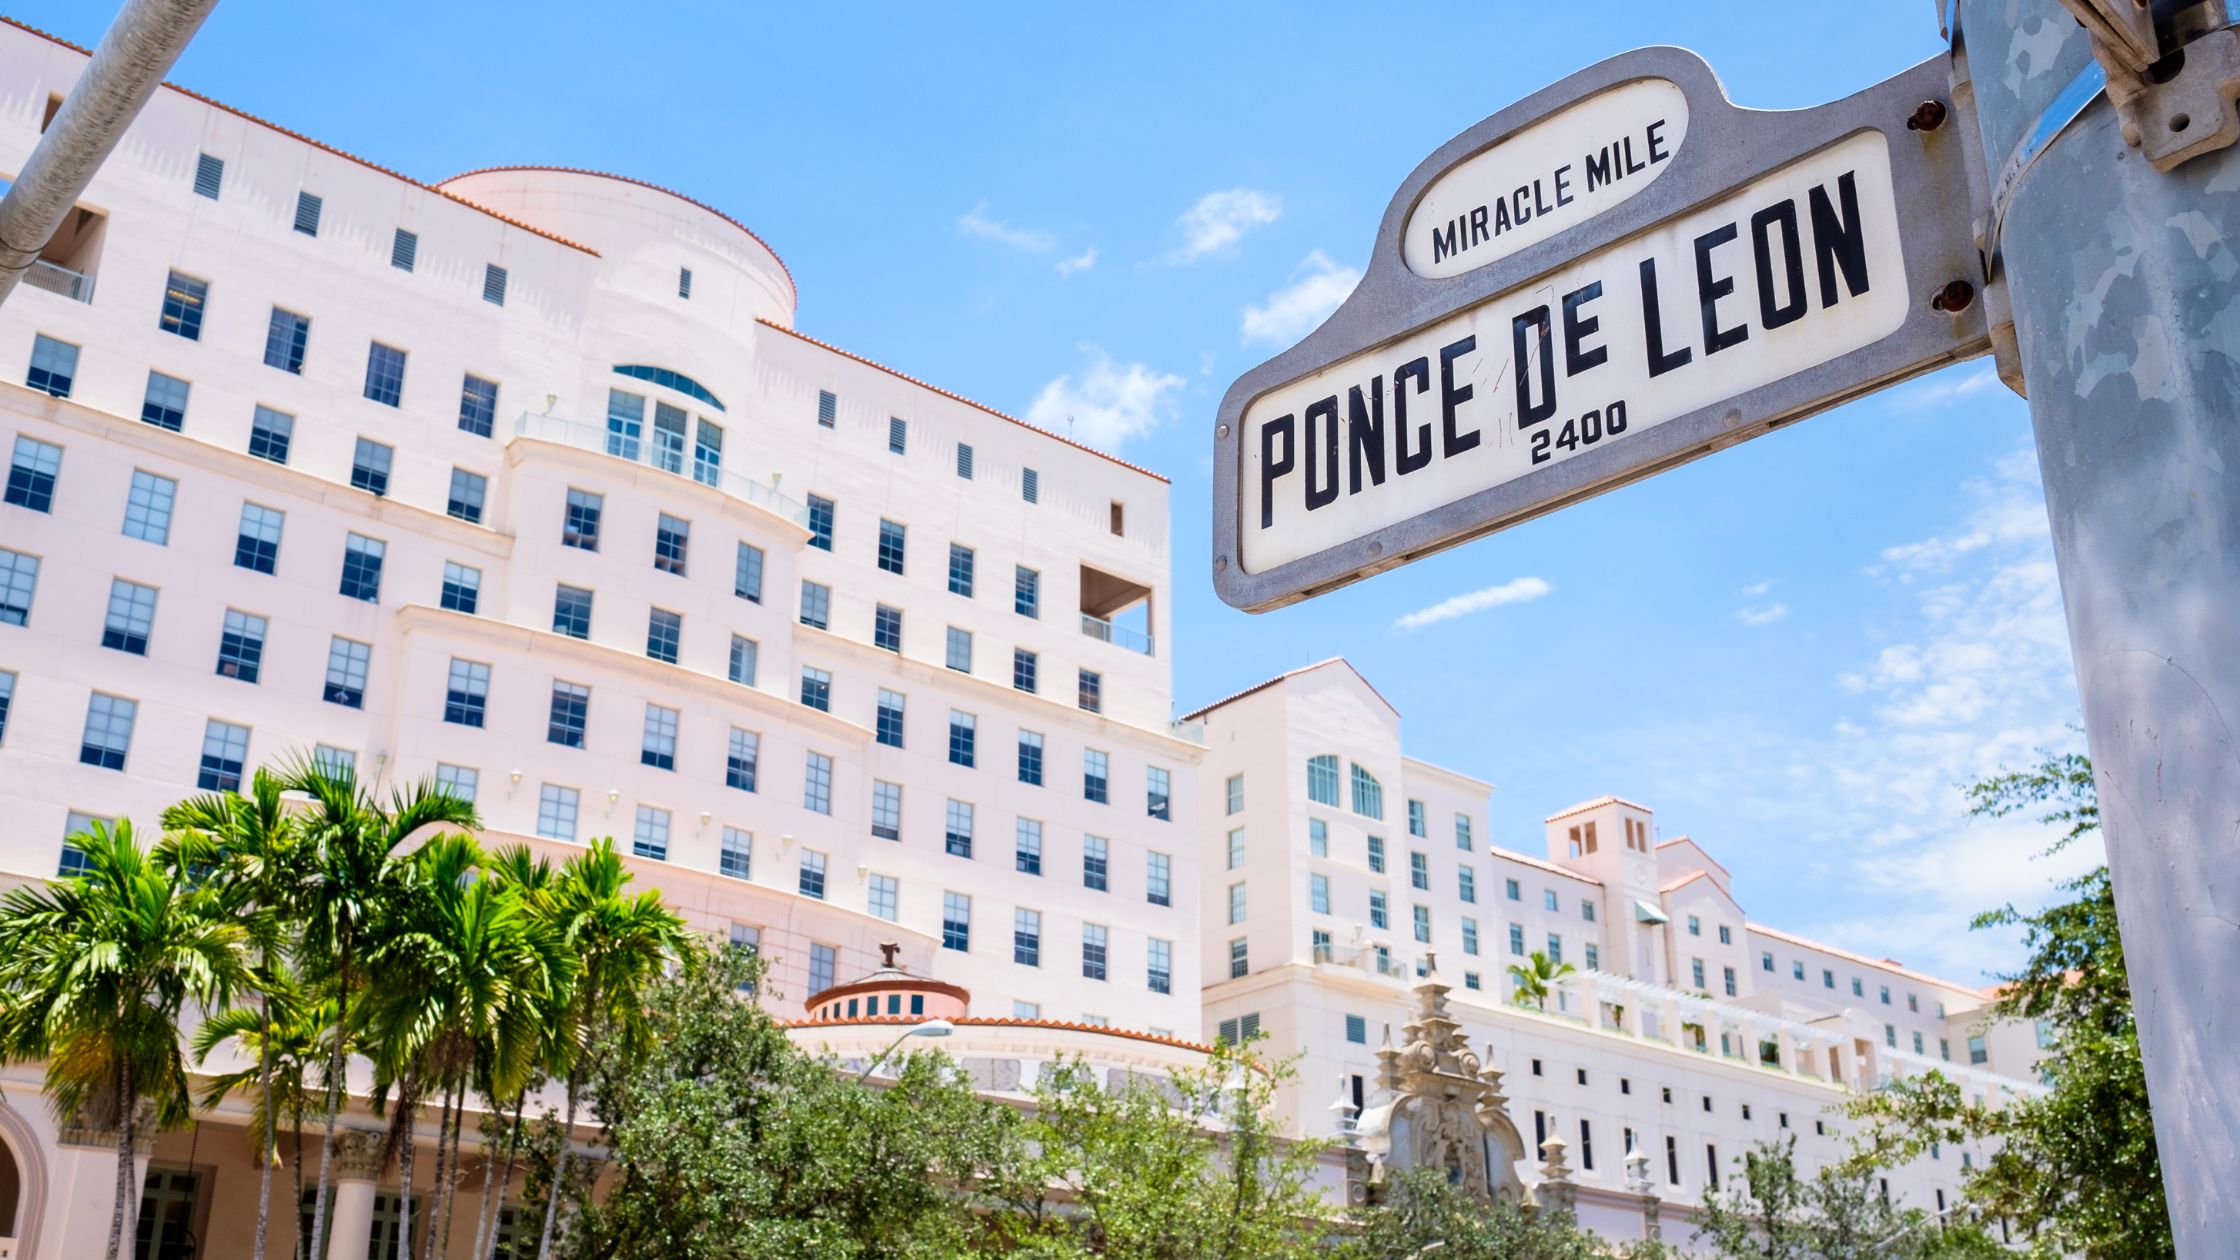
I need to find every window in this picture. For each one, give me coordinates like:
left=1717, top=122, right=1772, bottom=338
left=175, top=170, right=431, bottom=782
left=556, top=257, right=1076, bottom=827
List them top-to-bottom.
left=193, top=152, right=224, bottom=198
left=293, top=190, right=323, bottom=235
left=390, top=228, right=418, bottom=271
left=482, top=263, right=508, bottom=306
left=677, top=267, right=693, bottom=299
left=159, top=272, right=208, bottom=339
left=27, top=334, right=77, bottom=397
left=363, top=342, right=406, bottom=407
left=141, top=371, right=190, bottom=431
left=454, top=374, right=499, bottom=438
left=817, top=390, right=838, bottom=428
left=248, top=406, right=293, bottom=463
left=888, top=417, right=908, bottom=455
left=6, top=436, right=58, bottom=515
left=350, top=438, right=392, bottom=496
left=956, top=443, right=974, bottom=479
left=447, top=468, right=487, bottom=523
left=1022, top=468, right=1040, bottom=503
left=121, top=471, right=175, bottom=544
left=562, top=489, right=602, bottom=550
left=806, top=495, right=835, bottom=550
left=1109, top=500, right=1125, bottom=535
left=654, top=514, right=690, bottom=574
left=875, top=518, right=907, bottom=574
left=339, top=533, right=384, bottom=602
left=734, top=542, right=765, bottom=602
left=947, top=543, right=975, bottom=596
left=440, top=562, right=480, bottom=614
left=1014, top=566, right=1039, bottom=617
left=96, top=579, right=155, bottom=655
left=800, top=580, right=831, bottom=629
left=552, top=586, right=593, bottom=639
left=874, top=604, right=903, bottom=652
left=646, top=608, right=683, bottom=664
left=215, top=610, right=266, bottom=682
left=946, top=626, right=973, bottom=672
left=323, top=636, right=370, bottom=708
left=1012, top=648, right=1038, bottom=693
left=443, top=659, right=490, bottom=727
left=799, top=666, right=831, bottom=712
left=1076, top=668, right=1103, bottom=714
left=546, top=682, right=590, bottom=747
left=876, top=690, right=906, bottom=748
left=79, top=693, right=136, bottom=769
left=641, top=704, right=678, bottom=770
left=948, top=710, right=977, bottom=766
left=197, top=720, right=249, bottom=791
left=726, top=728, right=759, bottom=792
left=1017, top=730, right=1044, bottom=784
left=1083, top=750, right=1109, bottom=803
left=1307, top=755, right=1340, bottom=805
left=433, top=764, right=477, bottom=804
left=1351, top=764, right=1384, bottom=819
left=1147, top=767, right=1171, bottom=819
left=1225, top=775, right=1245, bottom=815
left=871, top=780, right=901, bottom=840
left=536, top=785, right=579, bottom=841
left=1408, top=799, right=1427, bottom=838
left=944, top=800, right=974, bottom=857
left=632, top=806, right=669, bottom=860
left=1456, top=812, right=1474, bottom=850
left=1309, top=817, right=1328, bottom=856
left=1016, top=818, right=1044, bottom=874
left=719, top=827, right=752, bottom=879
left=1226, top=828, right=1247, bottom=869
left=1083, top=835, right=1109, bottom=890
left=1367, top=835, right=1386, bottom=873
left=799, top=850, right=828, bottom=900
left=1409, top=851, right=1430, bottom=890
left=1147, top=852, right=1172, bottom=905
left=1459, top=867, right=1478, bottom=903
left=867, top=873, right=898, bottom=922
left=1310, top=873, right=1331, bottom=914
left=1546, top=889, right=1561, bottom=912
left=942, top=892, right=971, bottom=951
left=1369, top=892, right=1388, bottom=930
left=1582, top=900, right=1597, bottom=922
left=1412, top=904, right=1433, bottom=944
left=1463, top=917, right=1481, bottom=955
left=1081, top=924, right=1108, bottom=979
left=1509, top=924, right=1525, bottom=955
left=1719, top=924, right=1733, bottom=945
left=1547, top=934, right=1564, bottom=965
left=1148, top=938, right=1173, bottom=993
left=1229, top=938, right=1249, bottom=979
left=808, top=943, right=837, bottom=994
left=1762, top=951, right=1776, bottom=973
left=1691, top=958, right=1707, bottom=988
left=1724, top=966, right=1738, bottom=997
left=1824, top=969, right=1836, bottom=988
left=1464, top=971, right=1483, bottom=990
left=1853, top=977, right=1866, bottom=997
left=1880, top=984, right=1892, bottom=1005
left=1909, top=993, right=1921, bottom=1013
left=1885, top=1024, right=1898, bottom=1049
left=1968, top=1035, right=1988, bottom=1065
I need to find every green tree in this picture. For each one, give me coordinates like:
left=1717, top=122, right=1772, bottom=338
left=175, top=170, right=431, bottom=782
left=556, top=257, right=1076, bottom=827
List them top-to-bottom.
left=1841, top=749, right=2170, bottom=1257
left=0, top=820, right=252, bottom=1260
left=472, top=843, right=563, bottom=1260
left=1507, top=950, right=1577, bottom=1011
left=191, top=966, right=337, bottom=1260
left=1694, top=1138, right=2002, bottom=1258
left=1337, top=1168, right=1615, bottom=1260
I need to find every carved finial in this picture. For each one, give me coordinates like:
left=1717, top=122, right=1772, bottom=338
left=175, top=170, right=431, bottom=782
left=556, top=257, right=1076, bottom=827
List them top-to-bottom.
left=879, top=941, right=901, bottom=969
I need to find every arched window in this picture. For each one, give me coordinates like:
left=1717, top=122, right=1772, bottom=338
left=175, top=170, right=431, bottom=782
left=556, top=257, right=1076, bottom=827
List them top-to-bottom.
left=612, top=364, right=725, bottom=411
left=1306, top=755, right=1340, bottom=806
left=1351, top=763, right=1384, bottom=820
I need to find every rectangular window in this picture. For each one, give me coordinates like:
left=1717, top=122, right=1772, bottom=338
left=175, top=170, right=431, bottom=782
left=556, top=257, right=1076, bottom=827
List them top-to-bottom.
left=193, top=152, right=224, bottom=198
left=293, top=190, right=323, bottom=235
left=391, top=228, right=418, bottom=271
left=482, top=263, right=508, bottom=306
left=678, top=267, right=693, bottom=299
left=159, top=272, right=208, bottom=340
left=257, top=309, right=313, bottom=380
left=27, top=334, right=78, bottom=397
left=363, top=342, right=406, bottom=407
left=141, top=371, right=190, bottom=431
left=458, top=375, right=498, bottom=437
left=817, top=390, right=837, bottom=428
left=248, top=406, right=294, bottom=463
left=888, top=417, right=908, bottom=455
left=350, top=438, right=392, bottom=496
left=956, top=443, right=974, bottom=479
left=447, top=467, right=487, bottom=523
left=1022, top=468, right=1040, bottom=503
left=121, top=471, right=176, bottom=544
left=563, top=488, right=602, bottom=550
left=806, top=495, right=835, bottom=550
left=234, top=503, right=284, bottom=574
left=654, top=514, right=690, bottom=575
left=877, top=518, right=906, bottom=574
left=339, top=533, right=384, bottom=602
left=734, top=542, right=765, bottom=602
left=948, top=543, right=975, bottom=596
left=441, top=562, right=481, bottom=614
left=1014, top=566, right=1039, bottom=618
left=98, top=579, right=155, bottom=654
left=799, top=580, right=831, bottom=629
left=552, top=586, right=594, bottom=639
left=873, top=604, right=902, bottom=652
left=646, top=608, right=683, bottom=664
left=215, top=609, right=266, bottom=682
left=945, top=626, right=973, bottom=673
left=728, top=635, right=758, bottom=685
left=322, top=636, right=370, bottom=708
left=1012, top=648, right=1038, bottom=693
left=443, top=658, right=490, bottom=727
left=799, top=666, right=832, bottom=712
left=1077, top=669, right=1102, bottom=714
left=546, top=681, right=590, bottom=747
left=875, top=689, right=906, bottom=748
left=79, top=693, right=136, bottom=769
left=641, top=704, right=679, bottom=769
left=948, top=710, right=977, bottom=767
left=197, top=719, right=249, bottom=791
left=726, top=728, right=760, bottom=792
left=1017, top=730, right=1043, bottom=784
left=1083, top=749, right=1109, bottom=803
left=803, top=751, right=833, bottom=814
left=433, top=764, right=477, bottom=804
left=1146, top=767, right=1172, bottom=820
left=871, top=780, right=902, bottom=840
left=536, top=785, right=579, bottom=841
left=1408, top=799, right=1427, bottom=838
left=944, top=800, right=974, bottom=858
left=632, top=806, right=671, bottom=860
left=1456, top=813, right=1474, bottom=850
left=1309, top=817, right=1328, bottom=856
left=1015, top=818, right=1044, bottom=874
left=719, top=826, right=752, bottom=879
left=1227, top=829, right=1246, bottom=870
left=1083, top=835, right=1109, bottom=890
left=1367, top=836, right=1385, bottom=874
left=798, top=849, right=828, bottom=900
left=1409, top=851, right=1430, bottom=891
left=1147, top=852, right=1172, bottom=905
left=1458, top=867, right=1478, bottom=903
left=867, top=873, right=898, bottom=921
left=1310, top=874, right=1331, bottom=914
left=1547, top=890, right=1562, bottom=913
left=942, top=892, right=971, bottom=951
left=1371, top=892, right=1389, bottom=930
left=1583, top=900, right=1597, bottom=922
left=1413, top=903, right=1432, bottom=943
left=1463, top=918, right=1481, bottom=955
left=1081, top=923, right=1108, bottom=980
left=1509, top=923, right=1525, bottom=955
left=1547, top=934, right=1564, bottom=965
left=1150, top=935, right=1175, bottom=992
left=1229, top=938, right=1249, bottom=979
left=809, top=943, right=837, bottom=994
left=1585, top=943, right=1600, bottom=970
left=1763, top=951, right=1776, bottom=973
left=1692, top=958, right=1707, bottom=988
left=1795, top=960, right=1807, bottom=981
left=1724, top=966, right=1738, bottom=997
left=1825, top=969, right=1837, bottom=988
left=1880, top=984, right=1892, bottom=1005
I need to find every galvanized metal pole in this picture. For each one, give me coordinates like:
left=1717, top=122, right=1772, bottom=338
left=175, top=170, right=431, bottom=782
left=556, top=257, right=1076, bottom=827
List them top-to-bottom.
left=0, top=0, right=220, bottom=307
left=1956, top=1, right=2240, bottom=1252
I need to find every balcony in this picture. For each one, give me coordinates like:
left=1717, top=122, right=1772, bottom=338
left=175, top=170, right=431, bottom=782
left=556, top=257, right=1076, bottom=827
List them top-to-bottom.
left=21, top=258, right=92, bottom=302
left=513, top=411, right=808, bottom=530
left=1080, top=611, right=1154, bottom=656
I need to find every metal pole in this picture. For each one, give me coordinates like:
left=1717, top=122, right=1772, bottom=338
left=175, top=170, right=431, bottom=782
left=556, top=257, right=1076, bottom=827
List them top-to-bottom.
left=0, top=0, right=220, bottom=307
left=1956, top=1, right=2240, bottom=1252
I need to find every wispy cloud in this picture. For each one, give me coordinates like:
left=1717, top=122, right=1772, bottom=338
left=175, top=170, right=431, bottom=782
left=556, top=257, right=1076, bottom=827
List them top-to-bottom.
left=1168, top=188, right=1281, bottom=263
left=958, top=201, right=1056, bottom=253
left=1055, top=246, right=1098, bottom=278
left=1241, top=250, right=1360, bottom=346
left=1025, top=345, right=1186, bottom=451
left=1889, top=364, right=2003, bottom=412
left=1873, top=449, right=2048, bottom=577
left=1393, top=577, right=1552, bottom=631
left=1739, top=579, right=1773, bottom=598
left=1736, top=604, right=1788, bottom=626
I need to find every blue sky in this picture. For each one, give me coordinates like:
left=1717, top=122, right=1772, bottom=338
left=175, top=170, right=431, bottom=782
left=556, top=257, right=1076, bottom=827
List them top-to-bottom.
left=26, top=1, right=2097, bottom=983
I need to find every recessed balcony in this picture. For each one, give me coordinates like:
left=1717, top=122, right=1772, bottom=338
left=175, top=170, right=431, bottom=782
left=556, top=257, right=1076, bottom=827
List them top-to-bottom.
left=22, top=258, right=92, bottom=302
left=513, top=410, right=808, bottom=530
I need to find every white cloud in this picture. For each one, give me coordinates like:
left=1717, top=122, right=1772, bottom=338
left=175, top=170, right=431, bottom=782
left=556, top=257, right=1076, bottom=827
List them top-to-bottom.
left=1169, top=188, right=1282, bottom=262
left=958, top=201, right=1055, bottom=253
left=1055, top=246, right=1097, bottom=277
left=1241, top=250, right=1361, bottom=347
left=1025, top=345, right=1186, bottom=451
left=1889, top=364, right=2003, bottom=412
left=1393, top=577, right=1552, bottom=631
left=1739, top=579, right=1773, bottom=598
left=1736, top=604, right=1788, bottom=626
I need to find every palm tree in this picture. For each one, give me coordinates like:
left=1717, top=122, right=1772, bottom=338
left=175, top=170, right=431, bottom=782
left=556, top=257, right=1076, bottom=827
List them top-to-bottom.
left=285, top=756, right=479, bottom=1260
left=165, top=770, right=311, bottom=1260
left=0, top=820, right=251, bottom=1260
left=534, top=838, right=684, bottom=1260
left=472, top=845, right=561, bottom=1260
left=1506, top=950, right=1577, bottom=1011
left=191, top=967, right=336, bottom=1259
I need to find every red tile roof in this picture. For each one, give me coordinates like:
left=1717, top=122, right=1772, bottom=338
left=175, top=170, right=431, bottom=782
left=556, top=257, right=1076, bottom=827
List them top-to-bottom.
left=1179, top=656, right=1399, bottom=723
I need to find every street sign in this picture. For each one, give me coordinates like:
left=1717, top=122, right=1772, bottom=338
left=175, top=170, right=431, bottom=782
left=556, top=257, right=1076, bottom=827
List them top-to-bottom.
left=1212, top=48, right=1992, bottom=612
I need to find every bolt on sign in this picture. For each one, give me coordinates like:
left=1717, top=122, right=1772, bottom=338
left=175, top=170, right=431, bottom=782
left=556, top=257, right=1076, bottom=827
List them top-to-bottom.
left=1212, top=48, right=1993, bottom=612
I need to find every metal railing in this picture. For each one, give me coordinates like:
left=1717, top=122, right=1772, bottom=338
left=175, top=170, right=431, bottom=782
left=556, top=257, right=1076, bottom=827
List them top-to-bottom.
left=22, top=258, right=91, bottom=302
left=513, top=411, right=809, bottom=530
left=1080, top=611, right=1155, bottom=656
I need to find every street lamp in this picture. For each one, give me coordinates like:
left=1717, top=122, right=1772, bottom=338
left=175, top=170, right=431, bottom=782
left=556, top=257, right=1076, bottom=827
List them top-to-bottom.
left=855, top=1018, right=954, bottom=1082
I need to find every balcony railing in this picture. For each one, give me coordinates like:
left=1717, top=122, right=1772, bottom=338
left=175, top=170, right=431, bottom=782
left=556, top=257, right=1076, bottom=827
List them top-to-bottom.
left=23, top=259, right=92, bottom=302
left=513, top=411, right=808, bottom=530
left=1080, top=611, right=1155, bottom=656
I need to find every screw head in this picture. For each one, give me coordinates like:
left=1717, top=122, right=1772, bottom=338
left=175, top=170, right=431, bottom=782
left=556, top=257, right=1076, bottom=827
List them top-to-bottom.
left=1908, top=100, right=1948, bottom=132
left=1932, top=279, right=1976, bottom=313
left=1217, top=423, right=1230, bottom=439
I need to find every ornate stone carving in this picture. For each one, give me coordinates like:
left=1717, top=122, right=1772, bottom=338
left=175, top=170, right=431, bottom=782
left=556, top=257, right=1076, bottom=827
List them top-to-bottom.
left=1353, top=958, right=1529, bottom=1204
left=56, top=1102, right=158, bottom=1152
left=332, top=1128, right=385, bottom=1181
left=1535, top=1135, right=1576, bottom=1214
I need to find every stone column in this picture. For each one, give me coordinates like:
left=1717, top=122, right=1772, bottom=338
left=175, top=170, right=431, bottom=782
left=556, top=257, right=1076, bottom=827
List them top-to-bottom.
left=1662, top=994, right=1686, bottom=1047
left=48, top=1117, right=154, bottom=1260
left=325, top=1130, right=382, bottom=1260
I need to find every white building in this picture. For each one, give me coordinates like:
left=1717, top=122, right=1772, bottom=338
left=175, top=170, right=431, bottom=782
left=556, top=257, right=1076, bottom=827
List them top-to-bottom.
left=0, top=16, right=1202, bottom=1257
left=1187, top=658, right=2047, bottom=1239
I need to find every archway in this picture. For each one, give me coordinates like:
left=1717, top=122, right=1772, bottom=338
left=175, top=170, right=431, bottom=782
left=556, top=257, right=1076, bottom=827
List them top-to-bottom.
left=0, top=1095, right=50, bottom=1258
